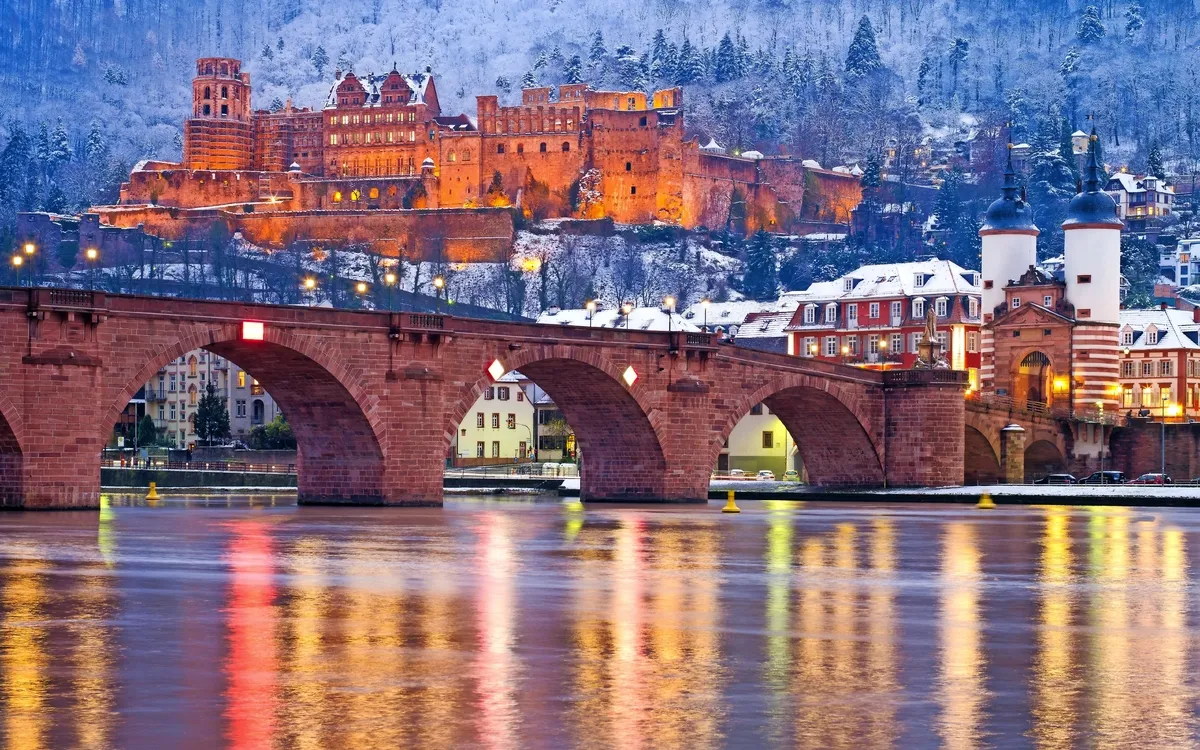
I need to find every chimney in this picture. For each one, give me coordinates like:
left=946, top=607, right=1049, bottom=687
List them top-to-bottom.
left=1193, top=305, right=1200, bottom=324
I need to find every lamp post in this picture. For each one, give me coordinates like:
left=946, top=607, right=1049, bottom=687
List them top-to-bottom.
left=21, top=242, right=35, bottom=287
left=85, top=247, right=99, bottom=291
left=11, top=254, right=23, bottom=285
left=384, top=271, right=396, bottom=311
left=433, top=275, right=445, bottom=310
left=303, top=276, right=317, bottom=306
left=355, top=281, right=369, bottom=308
left=664, top=295, right=676, bottom=339
left=701, top=298, right=711, bottom=332
left=586, top=299, right=596, bottom=327
left=622, top=301, right=633, bottom=330
left=878, top=337, right=888, bottom=368
left=1097, top=400, right=1105, bottom=475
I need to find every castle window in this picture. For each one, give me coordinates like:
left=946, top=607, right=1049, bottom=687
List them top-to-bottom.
left=221, top=86, right=228, bottom=98
left=203, top=87, right=211, bottom=99
left=627, top=96, right=636, bottom=109
left=203, top=104, right=211, bottom=116
left=221, top=104, right=228, bottom=116
left=365, top=114, right=372, bottom=124
left=342, top=115, right=349, bottom=125
left=639, top=116, right=647, bottom=126
left=388, top=131, right=394, bottom=143
left=365, top=132, right=372, bottom=144
left=329, top=134, right=338, bottom=145
left=539, top=142, right=547, bottom=152
left=562, top=142, right=570, bottom=152
left=497, top=144, right=505, bottom=154
left=517, top=144, right=524, bottom=154
left=462, top=149, right=471, bottom=161
left=448, top=151, right=457, bottom=162
left=625, top=162, right=632, bottom=171
left=630, top=186, right=637, bottom=195
left=369, top=187, right=380, bottom=199
left=350, top=190, right=361, bottom=201
left=332, top=191, right=342, bottom=202
left=1077, top=274, right=1092, bottom=284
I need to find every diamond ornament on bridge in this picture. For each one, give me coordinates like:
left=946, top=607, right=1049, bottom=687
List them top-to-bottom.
left=487, top=359, right=506, bottom=381
left=622, top=365, right=638, bottom=387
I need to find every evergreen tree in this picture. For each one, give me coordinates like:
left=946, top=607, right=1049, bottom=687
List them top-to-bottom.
left=1125, top=2, right=1144, bottom=39
left=1078, top=5, right=1106, bottom=44
left=844, top=16, right=882, bottom=80
left=651, top=29, right=668, bottom=63
left=589, top=31, right=607, bottom=64
left=715, top=33, right=738, bottom=83
left=277, top=37, right=285, bottom=52
left=947, top=38, right=969, bottom=95
left=676, top=39, right=702, bottom=84
left=262, top=44, right=274, bottom=60
left=311, top=45, right=329, bottom=76
left=564, top=55, right=583, bottom=84
left=917, top=55, right=932, bottom=96
left=520, top=70, right=537, bottom=89
left=495, top=75, right=512, bottom=94
left=269, top=97, right=285, bottom=112
left=49, top=119, right=71, bottom=168
left=84, top=121, right=109, bottom=167
left=1027, top=123, right=1079, bottom=256
left=0, top=126, right=33, bottom=210
left=1148, top=141, right=1165, bottom=178
left=933, top=167, right=978, bottom=267
left=742, top=230, right=778, bottom=300
left=1121, top=235, right=1158, bottom=307
left=194, top=382, right=231, bottom=446
left=137, top=414, right=157, bottom=446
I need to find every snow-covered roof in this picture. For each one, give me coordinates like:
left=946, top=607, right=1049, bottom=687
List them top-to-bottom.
left=323, top=69, right=431, bottom=110
left=1072, top=130, right=1088, bottom=138
left=700, top=138, right=725, bottom=153
left=740, top=150, right=764, bottom=159
left=801, top=159, right=822, bottom=169
left=1107, top=172, right=1175, bottom=195
left=784, top=259, right=981, bottom=307
left=682, top=297, right=798, bottom=326
left=537, top=306, right=700, bottom=332
left=1119, top=309, right=1200, bottom=350
left=733, top=310, right=793, bottom=339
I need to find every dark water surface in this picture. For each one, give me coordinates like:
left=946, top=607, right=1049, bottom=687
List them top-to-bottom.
left=1, top=494, right=1198, bottom=748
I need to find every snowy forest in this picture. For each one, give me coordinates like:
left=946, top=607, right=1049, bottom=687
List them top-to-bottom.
left=1, top=0, right=1198, bottom=308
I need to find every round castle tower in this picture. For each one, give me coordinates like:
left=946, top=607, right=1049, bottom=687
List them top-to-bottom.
left=183, top=57, right=254, bottom=170
left=192, top=57, right=252, bottom=121
left=1061, top=127, right=1124, bottom=412
left=978, top=144, right=1039, bottom=395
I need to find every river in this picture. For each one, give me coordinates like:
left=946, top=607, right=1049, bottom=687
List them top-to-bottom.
left=1, top=494, right=1197, bottom=748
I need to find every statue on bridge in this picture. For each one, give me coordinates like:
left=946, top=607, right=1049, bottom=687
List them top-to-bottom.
left=915, top=304, right=949, bottom=369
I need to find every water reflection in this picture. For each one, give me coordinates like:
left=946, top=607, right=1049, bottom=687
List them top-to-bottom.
left=2, top=497, right=1200, bottom=747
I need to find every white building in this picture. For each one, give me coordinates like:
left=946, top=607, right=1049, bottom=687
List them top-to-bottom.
left=1106, top=172, right=1175, bottom=237
left=537, top=305, right=700, bottom=332
left=144, top=349, right=281, bottom=448
left=451, top=371, right=536, bottom=463
left=716, top=403, right=800, bottom=477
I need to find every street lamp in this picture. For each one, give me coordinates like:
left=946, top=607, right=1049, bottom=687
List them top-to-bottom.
left=20, top=242, right=34, bottom=287
left=85, top=247, right=99, bottom=291
left=384, top=271, right=397, bottom=311
left=302, top=276, right=317, bottom=305
left=356, top=281, right=368, bottom=294
left=664, top=295, right=676, bottom=337
left=701, top=297, right=711, bottom=332
left=586, top=299, right=596, bottom=327
left=622, top=301, right=633, bottom=330
left=878, top=337, right=888, bottom=367
left=809, top=342, right=818, bottom=358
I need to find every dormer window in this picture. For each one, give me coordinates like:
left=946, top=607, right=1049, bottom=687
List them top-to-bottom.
left=914, top=273, right=927, bottom=287
left=843, top=277, right=854, bottom=292
left=1012, top=297, right=1021, bottom=308
left=803, top=304, right=816, bottom=325
left=1147, top=329, right=1159, bottom=345
left=1122, top=330, right=1134, bottom=345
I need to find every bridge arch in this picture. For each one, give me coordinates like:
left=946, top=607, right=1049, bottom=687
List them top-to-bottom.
left=103, top=323, right=387, bottom=504
left=447, top=345, right=669, bottom=501
left=710, top=375, right=884, bottom=487
left=0, top=392, right=24, bottom=507
left=963, top=411, right=1002, bottom=485
left=1025, top=439, right=1067, bottom=482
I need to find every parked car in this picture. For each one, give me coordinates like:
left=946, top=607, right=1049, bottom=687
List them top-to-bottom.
left=729, top=469, right=746, bottom=478
left=782, top=469, right=800, bottom=482
left=756, top=470, right=775, bottom=481
left=1080, top=471, right=1127, bottom=485
left=1131, top=473, right=1173, bottom=485
left=1034, top=474, right=1078, bottom=485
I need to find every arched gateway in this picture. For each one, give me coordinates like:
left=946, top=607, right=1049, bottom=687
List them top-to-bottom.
left=0, top=289, right=968, bottom=508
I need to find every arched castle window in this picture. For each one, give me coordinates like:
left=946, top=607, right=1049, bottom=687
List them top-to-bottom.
left=221, top=86, right=228, bottom=98
left=203, top=87, right=211, bottom=99
left=539, top=142, right=547, bottom=152
left=562, top=142, right=570, bottom=152
left=462, top=149, right=471, bottom=161
left=448, top=151, right=457, bottom=163
left=369, top=187, right=380, bottom=199
left=350, top=190, right=361, bottom=201
left=332, top=191, right=342, bottom=202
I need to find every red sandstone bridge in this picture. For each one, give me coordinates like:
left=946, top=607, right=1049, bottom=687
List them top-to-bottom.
left=0, top=287, right=967, bottom=509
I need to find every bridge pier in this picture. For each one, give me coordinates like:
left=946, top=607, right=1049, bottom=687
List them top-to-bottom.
left=882, top=370, right=968, bottom=488
left=1000, top=424, right=1027, bottom=484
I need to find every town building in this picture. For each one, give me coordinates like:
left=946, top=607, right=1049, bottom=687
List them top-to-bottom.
left=20, top=56, right=864, bottom=268
left=1105, top=171, right=1174, bottom=237
left=782, top=259, right=983, bottom=379
left=1118, top=308, right=1200, bottom=419
left=143, top=349, right=281, bottom=447
left=450, top=371, right=536, bottom=464
left=715, top=402, right=800, bottom=477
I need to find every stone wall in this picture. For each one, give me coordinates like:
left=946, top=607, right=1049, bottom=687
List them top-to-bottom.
left=882, top=370, right=968, bottom=487
left=1110, top=421, right=1200, bottom=480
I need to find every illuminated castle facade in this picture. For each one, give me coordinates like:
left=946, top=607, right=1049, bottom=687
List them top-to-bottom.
left=88, top=57, right=861, bottom=260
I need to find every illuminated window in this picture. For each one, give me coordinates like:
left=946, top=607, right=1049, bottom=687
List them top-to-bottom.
left=329, top=134, right=338, bottom=145
left=448, top=151, right=457, bottom=163
left=369, top=187, right=379, bottom=199
left=350, top=190, right=361, bottom=201
left=332, top=191, right=342, bottom=202
left=188, top=356, right=197, bottom=377
left=237, top=371, right=246, bottom=388
left=189, top=387, right=197, bottom=405
left=1123, top=388, right=1134, bottom=407
left=507, top=414, right=516, bottom=429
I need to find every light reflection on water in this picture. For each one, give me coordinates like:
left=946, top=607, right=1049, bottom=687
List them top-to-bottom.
left=1, top=495, right=1200, bottom=747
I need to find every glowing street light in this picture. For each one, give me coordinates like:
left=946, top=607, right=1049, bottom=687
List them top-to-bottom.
left=22, top=242, right=35, bottom=256
left=85, top=247, right=99, bottom=290
left=11, top=255, right=22, bottom=268
left=383, top=271, right=397, bottom=310
left=302, top=277, right=317, bottom=305
left=356, top=281, right=368, bottom=294
left=664, top=295, right=676, bottom=337
left=586, top=299, right=596, bottom=327
left=621, top=301, right=633, bottom=330
left=809, top=342, right=818, bottom=357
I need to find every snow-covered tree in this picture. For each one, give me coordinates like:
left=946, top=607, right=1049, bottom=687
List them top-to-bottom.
left=1124, top=2, right=1144, bottom=39
left=1078, top=6, right=1106, bottom=44
left=844, top=16, right=882, bottom=80
left=589, top=31, right=606, bottom=64
left=715, top=33, right=738, bottom=83
left=948, top=38, right=969, bottom=95
left=261, top=44, right=274, bottom=60
left=311, top=46, right=329, bottom=76
left=564, top=55, right=583, bottom=84
left=520, top=70, right=537, bottom=89
left=495, top=76, right=512, bottom=94
left=1148, top=142, right=1165, bottom=178
left=742, top=231, right=778, bottom=300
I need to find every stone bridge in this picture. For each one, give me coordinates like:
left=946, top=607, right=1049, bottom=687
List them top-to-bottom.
left=0, top=287, right=967, bottom=509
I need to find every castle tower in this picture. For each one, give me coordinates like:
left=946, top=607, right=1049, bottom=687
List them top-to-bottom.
left=183, top=57, right=254, bottom=170
left=1062, top=127, right=1124, bottom=412
left=979, top=144, right=1039, bottom=395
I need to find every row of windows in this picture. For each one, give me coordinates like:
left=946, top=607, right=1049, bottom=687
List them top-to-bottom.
left=201, top=86, right=237, bottom=100
left=329, top=112, right=418, bottom=126
left=496, top=117, right=577, bottom=133
left=330, top=131, right=420, bottom=146
left=496, top=141, right=572, bottom=155
left=801, top=297, right=978, bottom=325
left=799, top=331, right=977, bottom=357
left=1123, top=359, right=1176, bottom=377
left=482, top=386, right=523, bottom=401
left=474, top=412, right=520, bottom=429
left=475, top=440, right=529, bottom=457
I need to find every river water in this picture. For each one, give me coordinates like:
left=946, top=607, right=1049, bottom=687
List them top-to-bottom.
left=1, top=494, right=1198, bottom=748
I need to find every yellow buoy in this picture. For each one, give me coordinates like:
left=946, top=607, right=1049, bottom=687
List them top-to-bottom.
left=145, top=482, right=161, bottom=501
left=722, top=490, right=740, bottom=513
left=976, top=492, right=996, bottom=509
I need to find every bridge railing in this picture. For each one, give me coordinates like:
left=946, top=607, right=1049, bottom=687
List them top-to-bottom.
left=881, top=369, right=969, bottom=386
left=103, top=459, right=297, bottom=474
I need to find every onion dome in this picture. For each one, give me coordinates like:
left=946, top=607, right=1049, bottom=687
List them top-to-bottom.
left=1062, top=127, right=1123, bottom=229
left=980, top=145, right=1038, bottom=234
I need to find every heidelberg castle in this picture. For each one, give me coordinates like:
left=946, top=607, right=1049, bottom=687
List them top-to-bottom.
left=61, top=57, right=862, bottom=261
